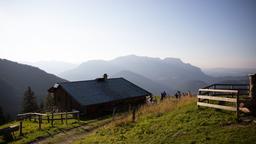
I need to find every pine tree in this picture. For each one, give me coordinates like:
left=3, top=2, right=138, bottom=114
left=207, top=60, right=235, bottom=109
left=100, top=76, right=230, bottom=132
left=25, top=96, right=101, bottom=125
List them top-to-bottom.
left=22, top=86, right=39, bottom=113
left=45, top=93, right=54, bottom=112
left=39, top=101, right=44, bottom=112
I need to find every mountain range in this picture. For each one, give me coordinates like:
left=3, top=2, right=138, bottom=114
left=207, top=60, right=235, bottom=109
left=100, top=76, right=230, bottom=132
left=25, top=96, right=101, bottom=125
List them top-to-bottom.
left=0, top=55, right=251, bottom=118
left=59, top=55, right=250, bottom=94
left=60, top=55, right=212, bottom=94
left=203, top=68, right=256, bottom=77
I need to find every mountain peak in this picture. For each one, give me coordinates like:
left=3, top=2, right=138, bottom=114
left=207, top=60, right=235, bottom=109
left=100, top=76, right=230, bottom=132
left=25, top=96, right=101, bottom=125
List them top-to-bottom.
left=113, top=55, right=161, bottom=62
left=163, top=57, right=183, bottom=64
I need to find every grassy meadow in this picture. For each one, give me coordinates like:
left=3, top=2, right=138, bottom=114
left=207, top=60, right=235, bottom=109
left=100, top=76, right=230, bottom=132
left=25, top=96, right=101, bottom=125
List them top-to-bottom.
left=1, top=96, right=256, bottom=144
left=75, top=97, right=256, bottom=144
left=0, top=113, right=111, bottom=144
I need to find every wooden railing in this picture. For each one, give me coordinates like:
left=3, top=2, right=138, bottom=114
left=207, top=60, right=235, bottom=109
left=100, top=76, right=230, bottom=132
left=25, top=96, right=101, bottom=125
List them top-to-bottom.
left=202, top=83, right=249, bottom=95
left=197, top=84, right=250, bottom=121
left=197, top=89, right=239, bottom=111
left=16, top=111, right=80, bottom=134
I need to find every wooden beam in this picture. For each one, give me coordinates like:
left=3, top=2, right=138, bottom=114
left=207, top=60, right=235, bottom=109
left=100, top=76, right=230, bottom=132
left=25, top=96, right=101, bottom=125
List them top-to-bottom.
left=199, top=89, right=238, bottom=93
left=197, top=95, right=237, bottom=103
left=197, top=102, right=237, bottom=111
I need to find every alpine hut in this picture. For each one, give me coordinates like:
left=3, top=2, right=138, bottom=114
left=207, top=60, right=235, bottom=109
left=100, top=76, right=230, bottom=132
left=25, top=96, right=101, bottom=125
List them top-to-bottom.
left=48, top=74, right=152, bottom=117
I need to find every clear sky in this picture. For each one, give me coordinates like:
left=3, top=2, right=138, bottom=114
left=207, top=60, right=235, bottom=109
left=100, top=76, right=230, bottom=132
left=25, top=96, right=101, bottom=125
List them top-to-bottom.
left=0, top=0, right=255, bottom=68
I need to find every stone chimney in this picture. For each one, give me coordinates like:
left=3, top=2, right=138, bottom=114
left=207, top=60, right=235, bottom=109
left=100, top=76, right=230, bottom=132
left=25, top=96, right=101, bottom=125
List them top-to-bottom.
left=103, top=73, right=108, bottom=80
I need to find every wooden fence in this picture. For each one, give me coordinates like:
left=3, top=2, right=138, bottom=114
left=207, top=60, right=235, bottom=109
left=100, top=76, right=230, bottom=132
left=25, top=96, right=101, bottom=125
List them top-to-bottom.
left=197, top=83, right=250, bottom=121
left=201, top=83, right=249, bottom=95
left=16, top=111, right=80, bottom=135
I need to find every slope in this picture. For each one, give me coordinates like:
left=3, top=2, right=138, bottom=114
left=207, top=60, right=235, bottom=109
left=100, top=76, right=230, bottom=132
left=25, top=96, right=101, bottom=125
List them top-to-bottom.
left=0, top=59, right=66, bottom=117
left=113, top=70, right=175, bottom=95
left=76, top=97, right=256, bottom=144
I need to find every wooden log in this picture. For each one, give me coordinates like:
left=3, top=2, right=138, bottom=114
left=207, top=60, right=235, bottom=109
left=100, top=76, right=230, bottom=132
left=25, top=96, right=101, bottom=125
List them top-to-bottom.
left=197, top=95, right=237, bottom=103
left=197, top=102, right=237, bottom=111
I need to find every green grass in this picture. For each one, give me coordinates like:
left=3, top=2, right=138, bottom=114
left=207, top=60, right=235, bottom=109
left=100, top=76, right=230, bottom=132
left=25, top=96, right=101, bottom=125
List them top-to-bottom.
left=75, top=97, right=256, bottom=144
left=0, top=115, right=91, bottom=144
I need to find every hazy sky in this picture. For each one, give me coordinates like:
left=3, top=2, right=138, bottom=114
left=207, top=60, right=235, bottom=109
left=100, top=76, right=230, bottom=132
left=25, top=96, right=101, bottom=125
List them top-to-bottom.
left=0, top=0, right=255, bottom=68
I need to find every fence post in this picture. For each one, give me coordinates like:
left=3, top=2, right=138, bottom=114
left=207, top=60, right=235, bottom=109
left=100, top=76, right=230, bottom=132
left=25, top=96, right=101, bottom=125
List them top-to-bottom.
left=249, top=74, right=256, bottom=116
left=249, top=74, right=256, bottom=98
left=213, top=85, right=216, bottom=96
left=231, top=85, right=234, bottom=97
left=197, top=90, right=200, bottom=107
left=236, top=92, right=240, bottom=122
left=112, top=107, right=116, bottom=120
left=132, top=107, right=136, bottom=122
left=65, top=112, right=68, bottom=125
left=77, top=112, right=80, bottom=123
left=51, top=113, right=54, bottom=127
left=34, top=114, right=36, bottom=122
left=61, top=114, right=63, bottom=124
left=38, top=115, right=42, bottom=130
left=47, top=115, right=49, bottom=123
left=19, top=121, right=23, bottom=136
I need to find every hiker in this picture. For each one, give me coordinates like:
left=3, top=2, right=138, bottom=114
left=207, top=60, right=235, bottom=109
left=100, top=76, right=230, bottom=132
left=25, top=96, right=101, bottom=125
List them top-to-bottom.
left=160, top=91, right=167, bottom=101
left=177, top=91, right=181, bottom=98
left=188, top=91, right=192, bottom=97
left=175, top=92, right=179, bottom=99
left=147, top=95, right=153, bottom=104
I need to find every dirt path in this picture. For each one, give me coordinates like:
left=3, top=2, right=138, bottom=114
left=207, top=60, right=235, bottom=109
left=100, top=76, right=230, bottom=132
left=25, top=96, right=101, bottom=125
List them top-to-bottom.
left=34, top=119, right=111, bottom=144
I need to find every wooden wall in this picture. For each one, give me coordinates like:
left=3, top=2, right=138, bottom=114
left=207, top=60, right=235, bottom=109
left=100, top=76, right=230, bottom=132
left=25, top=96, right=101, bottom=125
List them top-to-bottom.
left=51, top=87, right=147, bottom=117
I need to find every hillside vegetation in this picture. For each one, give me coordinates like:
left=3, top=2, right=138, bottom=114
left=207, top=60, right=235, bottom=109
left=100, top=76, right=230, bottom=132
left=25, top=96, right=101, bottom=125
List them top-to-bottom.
left=0, top=59, right=66, bottom=117
left=75, top=97, right=256, bottom=144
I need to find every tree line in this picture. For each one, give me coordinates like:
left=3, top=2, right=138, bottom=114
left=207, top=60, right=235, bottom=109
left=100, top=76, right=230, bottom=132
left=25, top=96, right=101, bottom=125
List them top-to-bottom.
left=0, top=86, right=55, bottom=125
left=22, top=86, right=55, bottom=113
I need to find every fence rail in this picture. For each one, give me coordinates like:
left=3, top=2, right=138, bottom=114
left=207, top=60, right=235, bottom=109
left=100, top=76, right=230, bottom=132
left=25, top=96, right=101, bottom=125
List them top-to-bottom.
left=202, top=83, right=249, bottom=95
left=197, top=87, right=241, bottom=120
left=16, top=111, right=80, bottom=135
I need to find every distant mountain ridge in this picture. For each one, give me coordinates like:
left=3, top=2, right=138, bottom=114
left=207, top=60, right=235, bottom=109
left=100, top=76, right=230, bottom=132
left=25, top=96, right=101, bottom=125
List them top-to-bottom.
left=60, top=55, right=214, bottom=95
left=0, top=59, right=66, bottom=117
left=24, top=61, right=78, bottom=75
left=203, top=68, right=256, bottom=77
left=113, top=70, right=175, bottom=95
